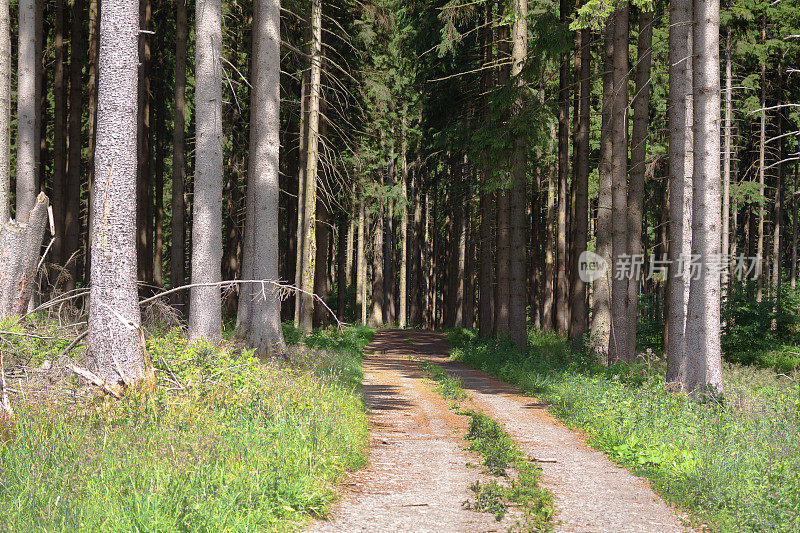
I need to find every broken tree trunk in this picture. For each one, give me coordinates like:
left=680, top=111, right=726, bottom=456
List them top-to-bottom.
left=0, top=192, right=49, bottom=318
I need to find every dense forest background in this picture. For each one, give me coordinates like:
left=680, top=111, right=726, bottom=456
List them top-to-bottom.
left=2, top=0, right=800, bottom=392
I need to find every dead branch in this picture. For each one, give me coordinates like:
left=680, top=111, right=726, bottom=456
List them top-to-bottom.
left=66, top=364, right=123, bottom=398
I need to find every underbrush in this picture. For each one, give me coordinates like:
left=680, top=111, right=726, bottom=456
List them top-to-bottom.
left=0, top=324, right=373, bottom=532
left=448, top=328, right=800, bottom=532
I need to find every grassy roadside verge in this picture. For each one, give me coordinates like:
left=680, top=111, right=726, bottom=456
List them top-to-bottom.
left=0, top=324, right=373, bottom=531
left=447, top=328, right=800, bottom=533
left=417, top=358, right=555, bottom=532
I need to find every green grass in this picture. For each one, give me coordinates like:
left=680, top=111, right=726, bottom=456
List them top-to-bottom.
left=0, top=324, right=373, bottom=532
left=448, top=328, right=800, bottom=532
left=416, top=359, right=554, bottom=531
left=417, top=359, right=468, bottom=400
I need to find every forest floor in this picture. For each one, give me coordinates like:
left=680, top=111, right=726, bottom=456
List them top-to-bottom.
left=309, top=329, right=694, bottom=533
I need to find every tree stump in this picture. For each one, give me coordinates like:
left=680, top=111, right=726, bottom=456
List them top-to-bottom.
left=0, top=193, right=49, bottom=319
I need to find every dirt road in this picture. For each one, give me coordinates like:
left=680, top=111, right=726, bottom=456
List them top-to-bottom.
left=309, top=329, right=692, bottom=533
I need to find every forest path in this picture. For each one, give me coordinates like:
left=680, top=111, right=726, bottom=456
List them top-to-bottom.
left=308, top=329, right=693, bottom=533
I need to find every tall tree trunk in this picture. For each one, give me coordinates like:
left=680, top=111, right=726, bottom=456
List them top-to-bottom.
left=0, top=0, right=8, bottom=223
left=16, top=0, right=40, bottom=220
left=52, top=0, right=67, bottom=268
left=65, top=0, right=84, bottom=291
left=83, top=0, right=98, bottom=286
left=88, top=0, right=149, bottom=384
left=137, top=0, right=153, bottom=286
left=171, top=0, right=187, bottom=308
left=189, top=0, right=224, bottom=344
left=298, top=0, right=322, bottom=332
left=478, top=0, right=494, bottom=337
left=508, top=0, right=527, bottom=348
left=555, top=0, right=569, bottom=334
left=665, top=0, right=693, bottom=383
left=684, top=0, right=723, bottom=394
left=609, top=4, right=630, bottom=363
left=625, top=7, right=652, bottom=358
left=756, top=19, right=766, bottom=302
left=494, top=20, right=511, bottom=338
left=569, top=21, right=590, bottom=346
left=590, top=21, right=613, bottom=357
left=722, top=28, right=732, bottom=296
left=153, top=67, right=165, bottom=288
left=293, top=70, right=308, bottom=325
left=399, top=115, right=409, bottom=328
left=543, top=125, right=557, bottom=331
left=792, top=162, right=798, bottom=289
left=410, top=168, right=424, bottom=326
left=356, top=192, right=366, bottom=324
left=371, top=200, right=384, bottom=327
left=313, top=201, right=330, bottom=327
left=337, top=214, right=347, bottom=320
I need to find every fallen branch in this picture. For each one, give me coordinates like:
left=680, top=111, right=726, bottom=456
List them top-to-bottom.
left=66, top=364, right=123, bottom=398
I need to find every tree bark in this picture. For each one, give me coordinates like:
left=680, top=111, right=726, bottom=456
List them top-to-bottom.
left=0, top=0, right=8, bottom=223
left=16, top=0, right=40, bottom=220
left=52, top=0, right=67, bottom=268
left=65, top=0, right=84, bottom=291
left=88, top=0, right=149, bottom=384
left=137, top=0, right=153, bottom=286
left=171, top=0, right=187, bottom=309
left=189, top=0, right=224, bottom=344
left=298, top=0, right=322, bottom=332
left=478, top=0, right=494, bottom=337
left=508, top=0, right=527, bottom=348
left=555, top=0, right=569, bottom=334
left=665, top=0, right=693, bottom=383
left=684, top=0, right=723, bottom=394
left=609, top=4, right=630, bottom=363
left=625, top=7, right=652, bottom=358
left=756, top=19, right=766, bottom=302
left=494, top=20, right=511, bottom=338
left=590, top=20, right=613, bottom=357
left=569, top=21, right=590, bottom=346
left=722, top=28, right=732, bottom=295
left=293, top=69, right=308, bottom=325
left=399, top=115, right=409, bottom=328
left=543, top=124, right=557, bottom=332
left=356, top=192, right=366, bottom=323
left=0, top=193, right=48, bottom=318
left=371, top=199, right=385, bottom=327
left=313, top=200, right=330, bottom=327
left=337, top=214, right=347, bottom=320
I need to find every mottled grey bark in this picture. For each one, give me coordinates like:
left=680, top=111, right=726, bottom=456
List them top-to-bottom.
left=0, top=0, right=9, bottom=223
left=16, top=0, right=40, bottom=220
left=88, top=0, right=148, bottom=383
left=171, top=0, right=187, bottom=308
left=189, top=0, right=224, bottom=344
left=235, top=0, right=285, bottom=354
left=665, top=0, right=693, bottom=383
left=684, top=0, right=723, bottom=394
left=590, top=20, right=614, bottom=358
left=0, top=193, right=48, bottom=318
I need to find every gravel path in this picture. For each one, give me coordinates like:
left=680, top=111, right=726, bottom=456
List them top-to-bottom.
left=309, top=329, right=693, bottom=533
left=308, top=332, right=521, bottom=532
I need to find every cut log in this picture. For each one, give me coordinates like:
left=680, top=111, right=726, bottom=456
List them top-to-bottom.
left=0, top=193, right=49, bottom=318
